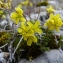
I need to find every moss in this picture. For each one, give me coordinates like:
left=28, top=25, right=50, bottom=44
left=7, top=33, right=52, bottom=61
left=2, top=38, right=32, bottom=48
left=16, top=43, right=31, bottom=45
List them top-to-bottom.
left=36, top=1, right=49, bottom=7
left=41, top=28, right=63, bottom=49
left=13, top=30, right=63, bottom=61
left=0, top=32, right=11, bottom=46
left=13, top=37, right=42, bottom=61
left=20, top=42, right=42, bottom=60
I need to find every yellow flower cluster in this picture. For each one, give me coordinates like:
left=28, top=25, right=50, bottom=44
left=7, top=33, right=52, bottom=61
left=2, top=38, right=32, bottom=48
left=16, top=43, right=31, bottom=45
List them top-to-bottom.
left=0, top=0, right=12, bottom=9
left=18, top=0, right=33, bottom=8
left=21, top=0, right=33, bottom=7
left=10, top=2, right=42, bottom=46
left=46, top=6, right=55, bottom=14
left=10, top=7, right=26, bottom=24
left=0, top=10, right=6, bottom=19
left=0, top=10, right=3, bottom=15
left=44, top=13, right=63, bottom=31
left=18, top=21, right=42, bottom=46
left=0, top=32, right=11, bottom=43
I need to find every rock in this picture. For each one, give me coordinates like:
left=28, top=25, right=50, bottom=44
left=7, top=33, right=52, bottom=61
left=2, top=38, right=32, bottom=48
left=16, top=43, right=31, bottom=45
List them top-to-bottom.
left=0, top=20, right=7, bottom=26
left=55, top=30, right=63, bottom=36
left=18, top=49, right=63, bottom=63
left=45, top=49, right=63, bottom=63
left=0, top=52, right=9, bottom=63
left=0, top=52, right=6, bottom=63
left=19, top=54, right=48, bottom=63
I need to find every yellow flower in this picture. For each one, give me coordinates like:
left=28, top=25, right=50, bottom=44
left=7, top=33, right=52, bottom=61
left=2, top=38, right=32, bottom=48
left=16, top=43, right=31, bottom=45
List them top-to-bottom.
left=0, top=0, right=12, bottom=9
left=21, top=0, right=33, bottom=7
left=0, top=1, right=3, bottom=8
left=0, top=1, right=3, bottom=4
left=4, top=1, right=12, bottom=9
left=21, top=1, right=29, bottom=6
left=21, top=2, right=26, bottom=5
left=30, top=2, right=33, bottom=7
left=18, top=4, right=22, bottom=8
left=46, top=6, right=55, bottom=14
left=10, top=7, right=26, bottom=24
left=15, top=7, right=23, bottom=15
left=0, top=10, right=3, bottom=15
left=10, top=12, right=19, bottom=24
left=44, top=13, right=63, bottom=31
left=2, top=15, right=6, bottom=19
left=20, top=17, right=26, bottom=22
left=17, top=21, right=42, bottom=46
left=27, top=21, right=42, bottom=34
left=18, top=22, right=36, bottom=46
left=18, top=23, right=34, bottom=37
left=18, top=26, right=37, bottom=46
left=27, top=35, right=37, bottom=46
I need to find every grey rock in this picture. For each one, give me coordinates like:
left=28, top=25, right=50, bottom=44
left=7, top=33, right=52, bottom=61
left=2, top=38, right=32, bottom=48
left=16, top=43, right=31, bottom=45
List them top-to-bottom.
left=55, top=30, right=63, bottom=36
left=18, top=49, right=63, bottom=63
left=45, top=49, right=63, bottom=63
left=0, top=52, right=9, bottom=63
left=0, top=52, right=6, bottom=63
left=19, top=54, right=48, bottom=63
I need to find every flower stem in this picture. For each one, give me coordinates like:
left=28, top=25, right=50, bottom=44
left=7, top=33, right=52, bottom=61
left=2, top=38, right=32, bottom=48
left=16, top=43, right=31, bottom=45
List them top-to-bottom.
left=13, top=37, right=23, bottom=56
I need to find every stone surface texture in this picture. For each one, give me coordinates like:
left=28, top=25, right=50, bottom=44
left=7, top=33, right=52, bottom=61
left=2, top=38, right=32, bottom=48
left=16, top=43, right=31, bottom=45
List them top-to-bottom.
left=19, top=49, right=63, bottom=63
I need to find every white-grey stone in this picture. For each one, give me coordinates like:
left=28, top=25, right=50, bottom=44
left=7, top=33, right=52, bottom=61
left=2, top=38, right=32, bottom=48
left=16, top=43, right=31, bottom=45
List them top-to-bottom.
left=0, top=20, right=7, bottom=26
left=54, top=30, right=63, bottom=36
left=18, top=49, right=63, bottom=63
left=45, top=49, right=63, bottom=63
left=0, top=52, right=9, bottom=63
left=0, top=52, right=6, bottom=63
left=19, top=54, right=48, bottom=63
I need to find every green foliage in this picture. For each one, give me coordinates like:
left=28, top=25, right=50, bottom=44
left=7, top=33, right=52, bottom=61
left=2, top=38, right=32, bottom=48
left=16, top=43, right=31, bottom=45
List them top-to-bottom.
left=36, top=1, right=49, bottom=7
left=0, top=9, right=6, bottom=20
left=13, top=28, right=63, bottom=60
left=39, top=28, right=63, bottom=50
left=0, top=31, right=11, bottom=46
left=13, top=35, right=42, bottom=60
left=58, top=35, right=63, bottom=47
left=13, top=37, right=20, bottom=47
left=20, top=41, right=42, bottom=60
left=40, top=46, right=50, bottom=51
